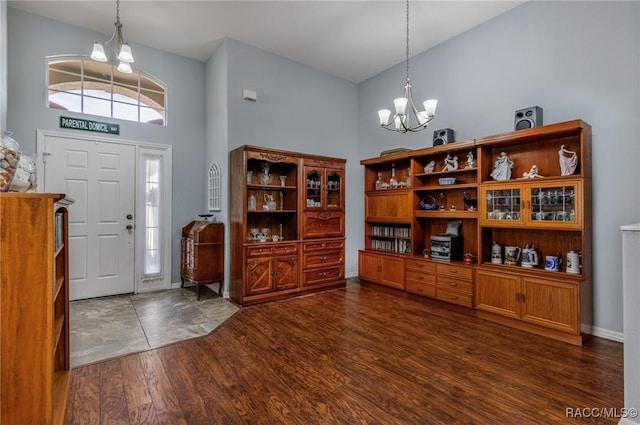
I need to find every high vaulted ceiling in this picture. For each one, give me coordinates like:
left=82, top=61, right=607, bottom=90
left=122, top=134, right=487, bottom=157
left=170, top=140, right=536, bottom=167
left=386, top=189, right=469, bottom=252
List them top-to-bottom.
left=9, top=1, right=523, bottom=83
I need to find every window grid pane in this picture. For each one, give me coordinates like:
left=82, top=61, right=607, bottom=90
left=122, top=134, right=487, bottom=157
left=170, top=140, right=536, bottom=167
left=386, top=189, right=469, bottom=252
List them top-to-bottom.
left=46, top=56, right=166, bottom=126
left=143, top=157, right=162, bottom=277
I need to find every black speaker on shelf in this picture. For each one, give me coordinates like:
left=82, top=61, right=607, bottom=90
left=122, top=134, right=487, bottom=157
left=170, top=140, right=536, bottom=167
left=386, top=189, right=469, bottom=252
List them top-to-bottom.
left=514, top=106, right=543, bottom=130
left=433, top=128, right=454, bottom=146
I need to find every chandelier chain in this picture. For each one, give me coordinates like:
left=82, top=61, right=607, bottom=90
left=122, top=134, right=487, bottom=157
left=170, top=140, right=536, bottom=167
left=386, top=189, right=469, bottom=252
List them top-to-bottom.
left=405, top=0, right=410, bottom=83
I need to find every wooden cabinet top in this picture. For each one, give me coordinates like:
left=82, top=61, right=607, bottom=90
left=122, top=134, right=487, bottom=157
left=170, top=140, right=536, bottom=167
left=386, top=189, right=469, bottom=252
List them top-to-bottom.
left=360, top=119, right=590, bottom=165
left=235, top=145, right=346, bottom=165
left=182, top=220, right=224, bottom=242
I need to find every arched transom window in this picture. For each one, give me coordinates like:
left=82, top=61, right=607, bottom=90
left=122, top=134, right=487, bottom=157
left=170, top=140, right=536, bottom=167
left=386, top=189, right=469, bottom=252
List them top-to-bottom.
left=47, top=56, right=166, bottom=125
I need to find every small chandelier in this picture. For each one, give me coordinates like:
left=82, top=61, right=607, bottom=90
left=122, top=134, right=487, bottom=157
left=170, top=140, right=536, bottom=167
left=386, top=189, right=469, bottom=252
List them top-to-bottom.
left=90, top=0, right=135, bottom=73
left=378, top=0, right=437, bottom=133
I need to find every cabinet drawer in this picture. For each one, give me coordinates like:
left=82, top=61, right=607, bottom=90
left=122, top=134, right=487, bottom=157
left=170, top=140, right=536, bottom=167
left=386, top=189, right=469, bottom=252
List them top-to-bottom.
left=303, top=239, right=345, bottom=252
left=247, top=244, right=298, bottom=257
left=273, top=244, right=298, bottom=256
left=246, top=245, right=272, bottom=257
left=303, top=250, right=343, bottom=269
left=405, top=258, right=437, bottom=273
left=436, top=263, right=473, bottom=281
left=303, top=266, right=343, bottom=286
left=405, top=270, right=436, bottom=286
left=437, top=276, right=473, bottom=295
left=405, top=279, right=436, bottom=297
left=436, top=288, right=473, bottom=308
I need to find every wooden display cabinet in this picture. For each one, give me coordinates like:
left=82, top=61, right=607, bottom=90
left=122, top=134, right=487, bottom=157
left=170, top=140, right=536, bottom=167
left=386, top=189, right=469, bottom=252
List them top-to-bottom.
left=358, top=119, right=591, bottom=345
left=474, top=120, right=592, bottom=345
left=360, top=141, right=480, bottom=296
left=230, top=146, right=346, bottom=306
left=1, top=193, right=73, bottom=425
left=181, top=220, right=224, bottom=300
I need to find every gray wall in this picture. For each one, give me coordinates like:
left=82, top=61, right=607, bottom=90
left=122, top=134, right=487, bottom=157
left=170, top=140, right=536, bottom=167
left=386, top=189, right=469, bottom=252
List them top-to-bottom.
left=1, top=0, right=6, bottom=131
left=359, top=1, right=640, bottom=337
left=6, top=7, right=207, bottom=284
left=209, top=38, right=361, bottom=280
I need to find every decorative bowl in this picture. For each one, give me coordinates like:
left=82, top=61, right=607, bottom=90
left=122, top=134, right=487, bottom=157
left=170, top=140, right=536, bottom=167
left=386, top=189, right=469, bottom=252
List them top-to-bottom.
left=439, top=177, right=456, bottom=185
left=419, top=195, right=438, bottom=210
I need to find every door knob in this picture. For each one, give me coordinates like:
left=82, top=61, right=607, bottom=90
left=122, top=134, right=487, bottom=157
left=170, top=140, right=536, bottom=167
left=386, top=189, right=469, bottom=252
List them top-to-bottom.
left=126, top=214, right=133, bottom=219
left=126, top=224, right=133, bottom=230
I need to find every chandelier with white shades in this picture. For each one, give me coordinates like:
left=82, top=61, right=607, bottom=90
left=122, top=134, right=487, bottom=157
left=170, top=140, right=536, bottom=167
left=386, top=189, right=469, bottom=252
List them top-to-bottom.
left=90, top=0, right=135, bottom=73
left=378, top=0, right=438, bottom=133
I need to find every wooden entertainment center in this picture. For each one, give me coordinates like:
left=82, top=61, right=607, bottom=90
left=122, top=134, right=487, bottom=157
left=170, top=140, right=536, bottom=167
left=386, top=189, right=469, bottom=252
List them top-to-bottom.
left=359, top=120, right=592, bottom=345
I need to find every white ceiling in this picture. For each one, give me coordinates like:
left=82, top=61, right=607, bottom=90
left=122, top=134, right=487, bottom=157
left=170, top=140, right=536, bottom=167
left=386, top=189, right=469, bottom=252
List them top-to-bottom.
left=9, top=1, right=524, bottom=83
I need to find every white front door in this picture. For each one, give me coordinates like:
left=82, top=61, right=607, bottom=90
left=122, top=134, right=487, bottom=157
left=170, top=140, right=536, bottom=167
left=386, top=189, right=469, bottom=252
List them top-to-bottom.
left=42, top=133, right=135, bottom=300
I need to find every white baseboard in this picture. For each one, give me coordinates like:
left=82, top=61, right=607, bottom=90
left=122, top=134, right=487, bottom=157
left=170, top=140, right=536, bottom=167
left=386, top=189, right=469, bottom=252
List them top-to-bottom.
left=591, top=326, right=624, bottom=343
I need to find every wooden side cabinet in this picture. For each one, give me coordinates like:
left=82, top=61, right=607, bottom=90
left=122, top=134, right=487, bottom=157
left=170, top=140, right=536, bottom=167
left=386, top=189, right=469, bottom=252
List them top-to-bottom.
left=1, top=193, right=73, bottom=425
left=181, top=220, right=224, bottom=300
left=358, top=250, right=405, bottom=290
left=475, top=269, right=583, bottom=344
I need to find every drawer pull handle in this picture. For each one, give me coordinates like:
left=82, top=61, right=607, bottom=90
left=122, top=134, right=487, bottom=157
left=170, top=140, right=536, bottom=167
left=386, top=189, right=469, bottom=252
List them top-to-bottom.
left=321, top=256, right=328, bottom=262
left=319, top=272, right=328, bottom=277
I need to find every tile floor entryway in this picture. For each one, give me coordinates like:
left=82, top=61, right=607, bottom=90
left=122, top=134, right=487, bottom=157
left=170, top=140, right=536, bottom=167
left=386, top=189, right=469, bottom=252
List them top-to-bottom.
left=70, top=285, right=239, bottom=367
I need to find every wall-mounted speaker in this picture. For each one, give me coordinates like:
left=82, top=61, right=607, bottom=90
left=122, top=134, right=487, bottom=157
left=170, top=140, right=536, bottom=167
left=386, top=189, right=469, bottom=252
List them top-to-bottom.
left=514, top=106, right=543, bottom=130
left=433, top=128, right=454, bottom=146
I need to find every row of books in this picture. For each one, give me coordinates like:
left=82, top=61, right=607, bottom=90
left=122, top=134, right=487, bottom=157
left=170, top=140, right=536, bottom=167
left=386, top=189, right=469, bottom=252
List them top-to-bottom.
left=370, top=225, right=411, bottom=238
left=370, top=239, right=411, bottom=253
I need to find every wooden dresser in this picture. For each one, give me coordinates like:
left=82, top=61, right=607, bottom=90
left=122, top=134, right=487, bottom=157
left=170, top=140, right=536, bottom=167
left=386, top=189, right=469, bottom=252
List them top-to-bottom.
left=0, top=193, right=73, bottom=425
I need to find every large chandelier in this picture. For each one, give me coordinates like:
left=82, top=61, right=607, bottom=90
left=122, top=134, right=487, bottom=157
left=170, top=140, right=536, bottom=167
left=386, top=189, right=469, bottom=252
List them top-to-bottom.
left=90, top=0, right=135, bottom=73
left=378, top=0, right=437, bottom=133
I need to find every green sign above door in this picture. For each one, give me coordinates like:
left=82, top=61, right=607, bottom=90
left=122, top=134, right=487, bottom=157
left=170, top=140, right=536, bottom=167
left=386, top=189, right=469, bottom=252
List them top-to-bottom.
left=59, top=116, right=120, bottom=135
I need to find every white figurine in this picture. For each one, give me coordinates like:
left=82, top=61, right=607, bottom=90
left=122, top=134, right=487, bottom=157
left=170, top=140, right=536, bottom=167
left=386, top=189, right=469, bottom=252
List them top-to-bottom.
left=558, top=144, right=578, bottom=175
left=465, top=151, right=476, bottom=169
left=490, top=151, right=513, bottom=180
left=442, top=154, right=459, bottom=172
left=424, top=160, right=436, bottom=173
left=522, top=164, right=543, bottom=179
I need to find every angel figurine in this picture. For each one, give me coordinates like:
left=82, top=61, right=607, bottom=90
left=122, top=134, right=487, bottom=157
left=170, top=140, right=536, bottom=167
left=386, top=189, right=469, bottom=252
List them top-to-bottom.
left=558, top=145, right=578, bottom=175
left=490, top=151, right=513, bottom=181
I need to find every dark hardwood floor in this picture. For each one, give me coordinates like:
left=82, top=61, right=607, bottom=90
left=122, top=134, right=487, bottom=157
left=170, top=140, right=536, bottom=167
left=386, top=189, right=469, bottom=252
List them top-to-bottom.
left=66, top=280, right=623, bottom=425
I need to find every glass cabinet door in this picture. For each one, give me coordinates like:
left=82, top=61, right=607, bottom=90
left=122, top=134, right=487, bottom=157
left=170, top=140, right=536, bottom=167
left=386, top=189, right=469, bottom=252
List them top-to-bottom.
left=305, top=167, right=344, bottom=210
left=305, top=169, right=322, bottom=209
left=325, top=169, right=343, bottom=209
left=481, top=180, right=582, bottom=227
left=528, top=182, right=581, bottom=226
left=481, top=186, right=523, bottom=225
